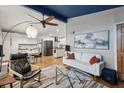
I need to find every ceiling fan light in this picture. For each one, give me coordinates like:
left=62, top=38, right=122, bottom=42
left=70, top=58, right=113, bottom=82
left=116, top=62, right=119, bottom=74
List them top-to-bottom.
left=26, top=26, right=38, bottom=38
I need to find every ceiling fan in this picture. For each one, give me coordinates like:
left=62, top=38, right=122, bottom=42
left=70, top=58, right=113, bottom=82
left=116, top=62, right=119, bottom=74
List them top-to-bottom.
left=28, top=14, right=58, bottom=28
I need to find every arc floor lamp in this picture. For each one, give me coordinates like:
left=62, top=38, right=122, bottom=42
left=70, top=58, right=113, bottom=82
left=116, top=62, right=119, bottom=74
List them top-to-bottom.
left=0, top=20, right=38, bottom=73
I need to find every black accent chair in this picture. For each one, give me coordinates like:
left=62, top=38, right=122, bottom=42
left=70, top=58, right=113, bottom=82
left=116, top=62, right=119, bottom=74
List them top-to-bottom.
left=9, top=53, right=41, bottom=88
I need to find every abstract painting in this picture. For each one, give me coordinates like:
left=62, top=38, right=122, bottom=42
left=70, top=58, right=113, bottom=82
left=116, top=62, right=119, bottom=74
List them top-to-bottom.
left=74, top=30, right=109, bottom=49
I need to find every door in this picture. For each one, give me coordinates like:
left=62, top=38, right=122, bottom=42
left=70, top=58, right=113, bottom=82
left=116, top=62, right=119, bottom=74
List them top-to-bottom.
left=117, top=23, right=124, bottom=80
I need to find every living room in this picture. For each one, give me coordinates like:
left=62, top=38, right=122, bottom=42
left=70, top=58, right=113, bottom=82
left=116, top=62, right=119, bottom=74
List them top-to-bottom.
left=0, top=5, right=124, bottom=88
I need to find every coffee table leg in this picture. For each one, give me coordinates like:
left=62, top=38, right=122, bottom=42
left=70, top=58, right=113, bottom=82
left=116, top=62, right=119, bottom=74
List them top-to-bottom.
left=55, top=67, right=58, bottom=85
left=55, top=67, right=66, bottom=85
left=73, top=71, right=84, bottom=85
left=67, top=75, right=73, bottom=88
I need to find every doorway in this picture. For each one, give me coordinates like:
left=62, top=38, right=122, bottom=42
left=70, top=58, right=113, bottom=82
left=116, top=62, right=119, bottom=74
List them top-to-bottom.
left=117, top=23, right=124, bottom=80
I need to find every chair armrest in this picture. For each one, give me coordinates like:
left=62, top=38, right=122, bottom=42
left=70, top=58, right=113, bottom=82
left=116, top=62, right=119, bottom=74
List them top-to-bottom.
left=93, top=62, right=105, bottom=76
left=31, top=64, right=41, bottom=71
left=9, top=67, right=23, bottom=79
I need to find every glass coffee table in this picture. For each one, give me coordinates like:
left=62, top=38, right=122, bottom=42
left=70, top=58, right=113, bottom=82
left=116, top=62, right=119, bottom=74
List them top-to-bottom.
left=55, top=65, right=93, bottom=88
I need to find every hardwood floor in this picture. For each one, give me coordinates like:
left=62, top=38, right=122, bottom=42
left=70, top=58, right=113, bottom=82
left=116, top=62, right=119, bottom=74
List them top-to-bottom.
left=30, top=56, right=124, bottom=88
left=31, top=56, right=63, bottom=69
left=96, top=78, right=124, bottom=88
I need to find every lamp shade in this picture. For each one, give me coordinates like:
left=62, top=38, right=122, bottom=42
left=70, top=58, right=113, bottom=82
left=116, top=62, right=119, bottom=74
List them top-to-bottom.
left=26, top=26, right=38, bottom=38
left=65, top=45, right=70, bottom=51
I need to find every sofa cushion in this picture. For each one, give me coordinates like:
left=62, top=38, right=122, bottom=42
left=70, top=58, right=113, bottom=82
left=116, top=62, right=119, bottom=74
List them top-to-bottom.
left=63, top=52, right=104, bottom=76
left=74, top=52, right=82, bottom=61
left=82, top=53, right=102, bottom=63
left=95, top=55, right=102, bottom=61
left=63, top=59, right=95, bottom=75
left=64, top=59, right=76, bottom=63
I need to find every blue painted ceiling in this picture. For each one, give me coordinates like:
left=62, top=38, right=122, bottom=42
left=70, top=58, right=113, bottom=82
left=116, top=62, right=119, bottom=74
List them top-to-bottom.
left=25, top=5, right=122, bottom=22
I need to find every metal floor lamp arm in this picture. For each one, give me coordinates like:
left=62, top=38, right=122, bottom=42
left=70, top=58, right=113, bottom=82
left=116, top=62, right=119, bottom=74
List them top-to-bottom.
left=0, top=20, right=32, bottom=72
left=2, top=21, right=32, bottom=45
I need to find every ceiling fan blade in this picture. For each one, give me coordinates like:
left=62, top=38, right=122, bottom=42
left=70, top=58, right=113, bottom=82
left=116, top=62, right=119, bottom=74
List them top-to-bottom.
left=28, top=14, right=41, bottom=21
left=45, top=16, right=54, bottom=22
left=31, top=22, right=41, bottom=24
left=45, top=22, right=58, bottom=26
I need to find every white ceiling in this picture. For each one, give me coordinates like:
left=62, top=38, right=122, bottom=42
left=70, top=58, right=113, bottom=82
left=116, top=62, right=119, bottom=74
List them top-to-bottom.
left=0, top=5, right=66, bottom=37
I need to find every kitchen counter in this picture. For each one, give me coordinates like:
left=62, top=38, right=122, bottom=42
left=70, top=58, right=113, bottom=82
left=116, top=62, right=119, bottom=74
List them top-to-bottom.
left=53, top=48, right=65, bottom=57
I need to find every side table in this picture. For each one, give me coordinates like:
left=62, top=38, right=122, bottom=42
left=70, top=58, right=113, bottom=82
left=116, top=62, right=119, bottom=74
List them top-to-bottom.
left=0, top=74, right=16, bottom=88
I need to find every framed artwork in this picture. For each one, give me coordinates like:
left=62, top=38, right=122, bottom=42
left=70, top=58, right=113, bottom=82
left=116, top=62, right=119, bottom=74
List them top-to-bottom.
left=74, top=30, right=109, bottom=49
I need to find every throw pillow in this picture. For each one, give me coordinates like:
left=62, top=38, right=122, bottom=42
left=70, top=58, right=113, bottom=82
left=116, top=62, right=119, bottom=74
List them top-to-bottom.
left=67, top=53, right=75, bottom=59
left=89, top=56, right=99, bottom=65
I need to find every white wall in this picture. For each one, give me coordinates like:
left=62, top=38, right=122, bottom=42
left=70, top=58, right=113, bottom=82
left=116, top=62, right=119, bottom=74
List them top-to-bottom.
left=66, top=6, right=124, bottom=70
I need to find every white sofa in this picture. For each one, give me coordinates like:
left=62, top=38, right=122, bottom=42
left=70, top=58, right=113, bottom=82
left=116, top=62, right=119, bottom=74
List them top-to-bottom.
left=63, top=52, right=105, bottom=76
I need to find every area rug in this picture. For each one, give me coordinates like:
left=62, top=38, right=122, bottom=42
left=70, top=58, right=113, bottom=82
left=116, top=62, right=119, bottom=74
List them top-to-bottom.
left=11, top=65, right=107, bottom=88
